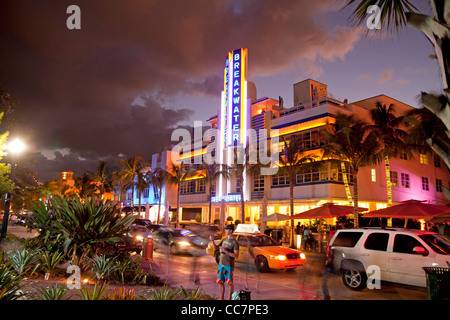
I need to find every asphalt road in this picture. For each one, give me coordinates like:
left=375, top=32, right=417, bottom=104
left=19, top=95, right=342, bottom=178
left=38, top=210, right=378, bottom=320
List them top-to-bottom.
left=5, top=225, right=428, bottom=300
left=151, top=250, right=428, bottom=300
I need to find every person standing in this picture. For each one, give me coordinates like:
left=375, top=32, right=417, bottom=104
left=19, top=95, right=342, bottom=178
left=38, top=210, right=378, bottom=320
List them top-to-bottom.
left=209, top=224, right=239, bottom=300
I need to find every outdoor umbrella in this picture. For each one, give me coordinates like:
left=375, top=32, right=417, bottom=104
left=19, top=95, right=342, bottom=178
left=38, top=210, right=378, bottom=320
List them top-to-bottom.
left=363, top=200, right=450, bottom=219
left=289, top=203, right=368, bottom=220
left=256, top=213, right=290, bottom=222
left=257, top=213, right=290, bottom=243
left=427, top=213, right=450, bottom=224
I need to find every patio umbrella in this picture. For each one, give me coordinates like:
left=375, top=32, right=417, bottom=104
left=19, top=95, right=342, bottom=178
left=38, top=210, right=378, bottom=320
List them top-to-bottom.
left=363, top=200, right=450, bottom=219
left=289, top=203, right=368, bottom=220
left=256, top=213, right=290, bottom=222
left=427, top=213, right=450, bottom=224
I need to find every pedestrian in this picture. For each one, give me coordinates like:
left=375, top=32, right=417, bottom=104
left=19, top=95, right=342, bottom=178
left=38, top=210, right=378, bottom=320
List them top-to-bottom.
left=296, top=222, right=301, bottom=235
left=209, top=224, right=239, bottom=300
left=303, top=227, right=310, bottom=250
left=244, top=237, right=260, bottom=293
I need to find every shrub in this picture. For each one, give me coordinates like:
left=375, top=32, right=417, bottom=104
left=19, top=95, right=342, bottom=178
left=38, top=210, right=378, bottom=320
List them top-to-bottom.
left=25, top=195, right=137, bottom=257
left=7, top=248, right=40, bottom=276
left=40, top=250, right=64, bottom=277
left=88, top=254, right=118, bottom=281
left=0, top=262, right=25, bottom=300
left=79, top=281, right=109, bottom=300
left=35, top=284, right=70, bottom=300
left=145, top=284, right=182, bottom=300
left=104, top=287, right=138, bottom=300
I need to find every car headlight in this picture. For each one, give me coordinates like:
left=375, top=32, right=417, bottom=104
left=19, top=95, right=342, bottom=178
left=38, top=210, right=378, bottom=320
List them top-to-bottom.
left=135, top=235, right=144, bottom=241
left=178, top=241, right=191, bottom=246
left=300, top=253, right=306, bottom=260
left=269, top=255, right=287, bottom=261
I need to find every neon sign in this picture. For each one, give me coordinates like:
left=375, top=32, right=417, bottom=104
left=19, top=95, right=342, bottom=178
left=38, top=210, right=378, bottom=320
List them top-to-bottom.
left=223, top=48, right=247, bottom=147
left=211, top=193, right=242, bottom=203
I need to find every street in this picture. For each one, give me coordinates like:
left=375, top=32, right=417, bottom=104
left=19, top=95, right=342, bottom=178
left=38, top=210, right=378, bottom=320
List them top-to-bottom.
left=151, top=250, right=428, bottom=300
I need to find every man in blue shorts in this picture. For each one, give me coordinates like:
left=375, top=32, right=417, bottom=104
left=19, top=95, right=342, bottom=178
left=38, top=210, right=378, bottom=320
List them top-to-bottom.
left=209, top=223, right=239, bottom=300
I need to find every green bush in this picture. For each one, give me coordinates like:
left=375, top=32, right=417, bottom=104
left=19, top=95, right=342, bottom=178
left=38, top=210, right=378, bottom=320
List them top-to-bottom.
left=25, top=195, right=137, bottom=257
left=7, top=248, right=40, bottom=276
left=0, top=262, right=25, bottom=300
left=35, top=284, right=70, bottom=300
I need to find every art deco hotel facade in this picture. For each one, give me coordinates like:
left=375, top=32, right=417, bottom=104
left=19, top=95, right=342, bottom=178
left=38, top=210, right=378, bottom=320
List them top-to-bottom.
left=134, top=48, right=450, bottom=226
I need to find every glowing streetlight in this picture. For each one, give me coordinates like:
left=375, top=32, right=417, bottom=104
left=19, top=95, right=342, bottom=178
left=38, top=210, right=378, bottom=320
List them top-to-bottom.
left=0, top=138, right=26, bottom=241
left=7, top=138, right=26, bottom=154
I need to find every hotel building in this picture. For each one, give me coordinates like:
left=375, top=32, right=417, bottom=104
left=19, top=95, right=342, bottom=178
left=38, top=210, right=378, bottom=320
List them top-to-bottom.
left=133, top=48, right=450, bottom=226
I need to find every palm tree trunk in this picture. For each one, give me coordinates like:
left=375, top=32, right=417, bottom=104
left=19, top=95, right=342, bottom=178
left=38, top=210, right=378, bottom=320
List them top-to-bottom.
left=384, top=155, right=392, bottom=207
left=341, top=162, right=353, bottom=205
left=353, top=173, right=359, bottom=228
left=289, top=177, right=295, bottom=248
left=176, top=184, right=181, bottom=228
left=157, top=186, right=162, bottom=224
left=208, top=186, right=212, bottom=224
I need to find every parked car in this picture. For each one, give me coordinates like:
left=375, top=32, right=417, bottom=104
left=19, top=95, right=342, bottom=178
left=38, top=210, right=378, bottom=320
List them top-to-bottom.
left=133, top=218, right=162, bottom=232
left=126, top=225, right=153, bottom=242
left=206, top=226, right=307, bottom=272
left=327, top=227, right=450, bottom=290
left=153, top=228, right=209, bottom=255
left=115, top=232, right=142, bottom=254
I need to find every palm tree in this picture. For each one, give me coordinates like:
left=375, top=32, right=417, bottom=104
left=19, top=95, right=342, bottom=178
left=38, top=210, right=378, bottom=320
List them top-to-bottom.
left=343, top=0, right=450, bottom=197
left=368, top=102, right=409, bottom=207
left=323, top=113, right=380, bottom=228
left=279, top=136, right=316, bottom=247
left=113, top=156, right=143, bottom=214
left=92, top=161, right=113, bottom=199
left=198, top=162, right=229, bottom=224
left=165, top=163, right=195, bottom=228
left=149, top=167, right=168, bottom=224
left=135, top=171, right=149, bottom=217
left=73, top=173, right=96, bottom=199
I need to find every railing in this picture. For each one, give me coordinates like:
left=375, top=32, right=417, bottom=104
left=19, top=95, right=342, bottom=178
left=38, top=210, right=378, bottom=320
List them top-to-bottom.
left=272, top=96, right=349, bottom=119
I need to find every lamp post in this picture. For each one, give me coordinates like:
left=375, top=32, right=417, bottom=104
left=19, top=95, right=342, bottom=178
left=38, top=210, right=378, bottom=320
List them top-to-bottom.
left=0, top=138, right=25, bottom=241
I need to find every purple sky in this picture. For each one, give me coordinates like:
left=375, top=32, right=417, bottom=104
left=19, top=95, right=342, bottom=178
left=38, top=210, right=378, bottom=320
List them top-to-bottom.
left=0, top=0, right=442, bottom=182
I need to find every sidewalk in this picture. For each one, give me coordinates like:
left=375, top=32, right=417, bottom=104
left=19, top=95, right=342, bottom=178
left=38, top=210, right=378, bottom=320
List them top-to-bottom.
left=5, top=225, right=38, bottom=239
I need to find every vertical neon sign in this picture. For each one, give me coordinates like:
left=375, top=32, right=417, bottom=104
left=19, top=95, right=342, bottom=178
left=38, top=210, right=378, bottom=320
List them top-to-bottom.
left=223, top=48, right=247, bottom=147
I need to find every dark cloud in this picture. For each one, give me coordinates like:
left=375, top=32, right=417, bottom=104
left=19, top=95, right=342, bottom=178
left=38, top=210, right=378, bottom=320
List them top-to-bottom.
left=0, top=0, right=361, bottom=182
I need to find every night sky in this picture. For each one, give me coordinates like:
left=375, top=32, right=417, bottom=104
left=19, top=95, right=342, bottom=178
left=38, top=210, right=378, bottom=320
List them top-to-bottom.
left=0, top=0, right=443, bottom=182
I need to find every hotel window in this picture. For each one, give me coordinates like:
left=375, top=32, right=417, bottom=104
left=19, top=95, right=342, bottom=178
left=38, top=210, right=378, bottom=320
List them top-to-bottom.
left=399, top=152, right=408, bottom=160
left=419, top=153, right=428, bottom=165
left=434, top=155, right=441, bottom=168
left=371, top=169, right=376, bottom=182
left=390, top=171, right=398, bottom=187
left=272, top=173, right=288, bottom=186
left=401, top=173, right=410, bottom=188
left=253, top=175, right=264, bottom=192
left=236, top=177, right=243, bottom=193
left=422, top=177, right=429, bottom=191
left=196, top=179, right=206, bottom=193
left=436, top=179, right=443, bottom=192
left=181, top=180, right=195, bottom=194
left=144, top=188, right=150, bottom=198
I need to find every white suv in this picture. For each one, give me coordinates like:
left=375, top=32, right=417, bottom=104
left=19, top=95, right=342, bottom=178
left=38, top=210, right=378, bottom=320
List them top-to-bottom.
left=327, top=228, right=450, bottom=290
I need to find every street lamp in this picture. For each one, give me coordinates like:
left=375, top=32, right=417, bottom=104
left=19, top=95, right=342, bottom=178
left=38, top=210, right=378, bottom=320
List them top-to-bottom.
left=0, top=138, right=26, bottom=241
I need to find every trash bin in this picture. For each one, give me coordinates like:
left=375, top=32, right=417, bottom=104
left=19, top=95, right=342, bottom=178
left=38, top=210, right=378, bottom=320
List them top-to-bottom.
left=142, top=237, right=153, bottom=261
left=422, top=267, right=450, bottom=300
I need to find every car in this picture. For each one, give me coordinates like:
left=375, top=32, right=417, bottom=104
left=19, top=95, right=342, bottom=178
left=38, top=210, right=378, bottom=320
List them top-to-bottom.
left=133, top=218, right=162, bottom=232
left=181, top=223, right=223, bottom=239
left=206, top=224, right=307, bottom=272
left=126, top=225, right=153, bottom=242
left=326, top=227, right=450, bottom=290
left=153, top=228, right=209, bottom=255
left=115, top=232, right=143, bottom=254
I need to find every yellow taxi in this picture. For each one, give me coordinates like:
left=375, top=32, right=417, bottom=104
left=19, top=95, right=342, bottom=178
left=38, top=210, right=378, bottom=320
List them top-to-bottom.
left=206, top=224, right=306, bottom=272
